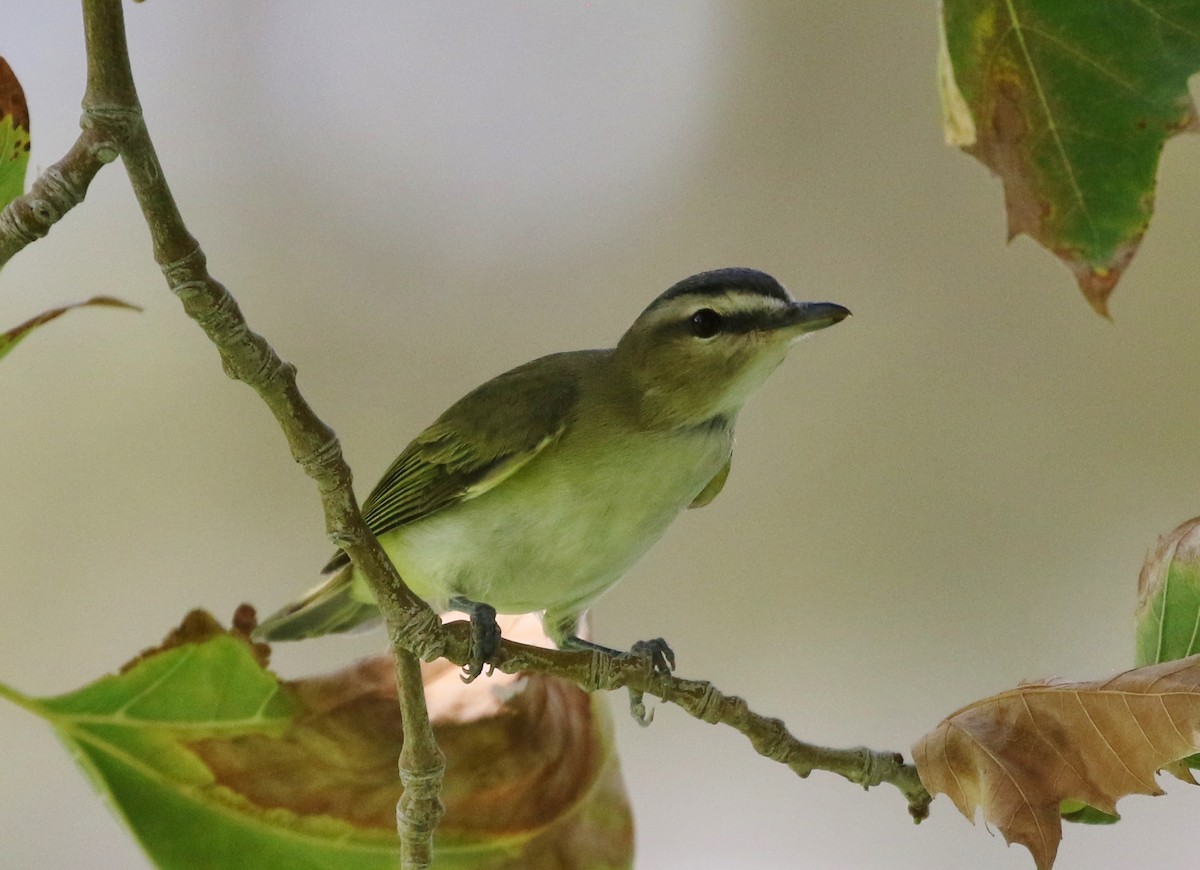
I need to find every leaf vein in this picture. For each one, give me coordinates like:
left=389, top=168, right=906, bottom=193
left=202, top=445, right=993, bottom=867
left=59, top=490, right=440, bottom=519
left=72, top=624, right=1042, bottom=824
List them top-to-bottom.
left=1002, top=0, right=1096, bottom=244
left=1122, top=0, right=1200, bottom=42
left=108, top=646, right=197, bottom=720
left=1071, top=690, right=1149, bottom=790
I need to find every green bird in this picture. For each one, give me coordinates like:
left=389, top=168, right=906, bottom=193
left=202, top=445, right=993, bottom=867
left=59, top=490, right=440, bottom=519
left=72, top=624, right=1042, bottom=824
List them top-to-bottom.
left=254, top=268, right=849, bottom=682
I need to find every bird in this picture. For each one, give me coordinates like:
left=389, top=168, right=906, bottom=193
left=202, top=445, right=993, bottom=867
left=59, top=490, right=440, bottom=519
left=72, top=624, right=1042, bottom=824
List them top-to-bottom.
left=253, top=268, right=849, bottom=685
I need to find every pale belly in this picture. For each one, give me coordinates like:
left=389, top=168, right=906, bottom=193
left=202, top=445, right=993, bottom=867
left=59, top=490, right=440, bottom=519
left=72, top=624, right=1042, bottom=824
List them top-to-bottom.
left=375, top=425, right=731, bottom=618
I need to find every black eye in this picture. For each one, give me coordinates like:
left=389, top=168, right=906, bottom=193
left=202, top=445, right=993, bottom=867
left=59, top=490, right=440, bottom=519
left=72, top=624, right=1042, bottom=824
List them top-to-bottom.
left=690, top=308, right=722, bottom=338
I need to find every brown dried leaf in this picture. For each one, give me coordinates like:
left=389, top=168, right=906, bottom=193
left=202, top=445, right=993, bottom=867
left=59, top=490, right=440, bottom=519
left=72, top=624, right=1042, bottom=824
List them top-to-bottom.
left=194, top=611, right=632, bottom=867
left=912, top=656, right=1200, bottom=870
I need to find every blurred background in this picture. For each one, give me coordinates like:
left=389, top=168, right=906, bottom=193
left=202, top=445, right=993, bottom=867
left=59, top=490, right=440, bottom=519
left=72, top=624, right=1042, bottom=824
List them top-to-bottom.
left=4, top=3, right=1200, bottom=868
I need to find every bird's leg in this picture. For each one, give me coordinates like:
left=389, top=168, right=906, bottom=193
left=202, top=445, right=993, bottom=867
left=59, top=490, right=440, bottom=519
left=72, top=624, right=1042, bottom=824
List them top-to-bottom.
left=449, top=596, right=501, bottom=682
left=546, top=611, right=675, bottom=726
left=562, top=634, right=676, bottom=727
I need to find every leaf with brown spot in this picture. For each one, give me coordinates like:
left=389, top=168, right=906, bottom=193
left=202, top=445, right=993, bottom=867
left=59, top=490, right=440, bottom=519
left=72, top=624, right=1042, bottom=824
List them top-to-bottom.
left=938, top=1, right=1200, bottom=316
left=0, top=55, right=30, bottom=211
left=0, top=296, right=142, bottom=363
left=1136, top=516, right=1200, bottom=667
left=0, top=610, right=632, bottom=870
left=912, top=656, right=1200, bottom=870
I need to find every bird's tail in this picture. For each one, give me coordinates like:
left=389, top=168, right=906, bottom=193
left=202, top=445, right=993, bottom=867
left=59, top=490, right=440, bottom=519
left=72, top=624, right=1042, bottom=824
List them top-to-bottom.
left=252, top=565, right=380, bottom=641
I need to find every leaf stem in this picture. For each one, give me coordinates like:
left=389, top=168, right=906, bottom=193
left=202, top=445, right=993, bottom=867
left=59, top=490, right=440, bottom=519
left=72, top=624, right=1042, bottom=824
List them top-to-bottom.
left=0, top=679, right=40, bottom=717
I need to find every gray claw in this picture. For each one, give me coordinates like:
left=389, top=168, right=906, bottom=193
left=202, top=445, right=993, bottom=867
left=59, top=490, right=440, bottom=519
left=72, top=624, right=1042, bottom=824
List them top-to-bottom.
left=459, top=602, right=500, bottom=683
left=628, top=688, right=655, bottom=727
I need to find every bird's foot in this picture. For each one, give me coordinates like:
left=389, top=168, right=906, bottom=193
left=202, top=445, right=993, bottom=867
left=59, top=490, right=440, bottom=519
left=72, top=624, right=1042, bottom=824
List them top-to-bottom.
left=450, top=597, right=501, bottom=683
left=561, top=634, right=676, bottom=726
left=625, top=637, right=675, bottom=677
left=622, top=638, right=674, bottom=727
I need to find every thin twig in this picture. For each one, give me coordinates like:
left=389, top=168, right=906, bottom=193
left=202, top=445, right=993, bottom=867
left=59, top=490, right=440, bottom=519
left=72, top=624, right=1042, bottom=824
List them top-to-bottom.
left=464, top=626, right=932, bottom=820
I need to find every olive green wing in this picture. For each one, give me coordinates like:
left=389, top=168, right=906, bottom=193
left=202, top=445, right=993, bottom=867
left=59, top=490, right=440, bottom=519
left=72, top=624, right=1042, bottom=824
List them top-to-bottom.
left=323, top=356, right=580, bottom=572
left=689, top=455, right=731, bottom=509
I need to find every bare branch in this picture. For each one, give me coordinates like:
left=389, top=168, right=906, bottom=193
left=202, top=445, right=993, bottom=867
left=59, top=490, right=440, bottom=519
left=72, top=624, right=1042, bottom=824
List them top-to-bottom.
left=76, top=1, right=446, bottom=864
left=0, top=130, right=115, bottom=269
left=461, top=626, right=932, bottom=821
left=394, top=651, right=446, bottom=870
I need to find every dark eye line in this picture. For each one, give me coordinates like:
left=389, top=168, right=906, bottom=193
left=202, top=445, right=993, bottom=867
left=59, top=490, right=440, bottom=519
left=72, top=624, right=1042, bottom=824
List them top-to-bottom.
left=690, top=308, right=722, bottom=338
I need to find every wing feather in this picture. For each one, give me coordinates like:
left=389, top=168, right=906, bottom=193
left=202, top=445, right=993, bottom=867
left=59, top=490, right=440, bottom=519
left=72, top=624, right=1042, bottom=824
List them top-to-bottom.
left=322, top=354, right=582, bottom=573
left=688, top=455, right=731, bottom=509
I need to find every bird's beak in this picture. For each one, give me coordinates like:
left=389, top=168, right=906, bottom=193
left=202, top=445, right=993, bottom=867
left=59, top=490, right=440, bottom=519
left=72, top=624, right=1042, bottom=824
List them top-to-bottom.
left=777, top=301, right=851, bottom=338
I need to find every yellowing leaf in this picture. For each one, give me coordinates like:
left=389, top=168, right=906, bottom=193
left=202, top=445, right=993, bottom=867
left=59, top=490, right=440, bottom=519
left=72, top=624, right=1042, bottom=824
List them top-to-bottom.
left=939, top=1, right=1200, bottom=316
left=0, top=55, right=30, bottom=210
left=0, top=296, right=141, bottom=363
left=0, top=609, right=632, bottom=870
left=912, top=656, right=1200, bottom=870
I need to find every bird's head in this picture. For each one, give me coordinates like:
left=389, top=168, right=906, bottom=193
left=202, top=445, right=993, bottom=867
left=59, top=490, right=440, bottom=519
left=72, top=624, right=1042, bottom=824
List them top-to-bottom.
left=614, top=268, right=849, bottom=428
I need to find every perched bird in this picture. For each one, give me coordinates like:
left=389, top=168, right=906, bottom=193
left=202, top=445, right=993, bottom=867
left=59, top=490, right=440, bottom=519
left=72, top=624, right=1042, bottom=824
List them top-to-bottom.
left=254, top=268, right=849, bottom=683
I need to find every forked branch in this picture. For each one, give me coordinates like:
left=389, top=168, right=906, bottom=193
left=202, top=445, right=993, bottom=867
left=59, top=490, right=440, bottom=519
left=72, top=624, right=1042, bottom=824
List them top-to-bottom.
left=0, top=3, right=931, bottom=865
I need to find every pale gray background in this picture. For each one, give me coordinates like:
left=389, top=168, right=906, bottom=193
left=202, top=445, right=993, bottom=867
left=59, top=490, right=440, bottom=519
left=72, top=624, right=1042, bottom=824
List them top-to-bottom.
left=5, top=3, right=1200, bottom=869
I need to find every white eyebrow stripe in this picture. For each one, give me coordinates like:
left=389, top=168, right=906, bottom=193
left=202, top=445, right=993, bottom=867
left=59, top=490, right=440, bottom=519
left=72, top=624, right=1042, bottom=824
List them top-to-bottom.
left=655, top=290, right=790, bottom=319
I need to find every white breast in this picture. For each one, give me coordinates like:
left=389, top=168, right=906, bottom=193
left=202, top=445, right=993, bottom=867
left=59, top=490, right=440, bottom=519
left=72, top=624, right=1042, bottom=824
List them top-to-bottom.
left=379, top=424, right=731, bottom=617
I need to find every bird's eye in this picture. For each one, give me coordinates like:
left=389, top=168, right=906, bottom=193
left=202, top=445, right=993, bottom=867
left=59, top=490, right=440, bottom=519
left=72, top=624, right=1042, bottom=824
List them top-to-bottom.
left=690, top=308, right=722, bottom=338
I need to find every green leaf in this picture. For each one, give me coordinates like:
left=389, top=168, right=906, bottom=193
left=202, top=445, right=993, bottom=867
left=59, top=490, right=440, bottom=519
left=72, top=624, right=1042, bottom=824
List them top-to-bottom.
left=938, top=1, right=1200, bottom=316
left=0, top=56, right=30, bottom=211
left=0, top=296, right=142, bottom=363
left=1134, top=516, right=1200, bottom=667
left=1133, top=517, right=1200, bottom=774
left=1, top=610, right=632, bottom=870
left=1059, top=800, right=1120, bottom=826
